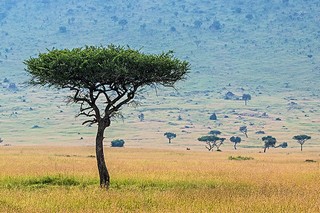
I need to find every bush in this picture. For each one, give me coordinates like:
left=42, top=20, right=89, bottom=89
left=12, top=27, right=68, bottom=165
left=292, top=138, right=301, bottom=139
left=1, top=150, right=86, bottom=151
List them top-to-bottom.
left=59, top=26, right=67, bottom=33
left=111, top=139, right=125, bottom=147
left=228, top=156, right=254, bottom=161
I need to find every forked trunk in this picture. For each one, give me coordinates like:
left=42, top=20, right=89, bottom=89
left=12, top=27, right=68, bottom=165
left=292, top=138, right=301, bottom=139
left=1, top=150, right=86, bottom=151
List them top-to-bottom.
left=96, top=123, right=110, bottom=189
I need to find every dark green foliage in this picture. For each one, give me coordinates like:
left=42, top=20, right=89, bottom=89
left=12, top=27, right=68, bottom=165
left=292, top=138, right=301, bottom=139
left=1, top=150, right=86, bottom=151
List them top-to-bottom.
left=118, top=19, right=128, bottom=29
left=193, top=20, right=202, bottom=28
left=209, top=20, right=222, bottom=30
left=59, top=26, right=67, bottom=33
left=24, top=45, right=189, bottom=126
left=25, top=45, right=189, bottom=90
left=242, top=94, right=251, bottom=105
left=138, top=113, right=144, bottom=122
left=209, top=113, right=217, bottom=120
left=239, top=126, right=248, bottom=138
left=208, top=130, right=221, bottom=135
left=164, top=132, right=176, bottom=143
left=293, top=134, right=311, bottom=151
left=198, top=135, right=225, bottom=151
left=230, top=136, right=242, bottom=150
left=262, top=136, right=277, bottom=153
left=111, top=139, right=125, bottom=147
left=276, top=142, right=288, bottom=148
left=228, top=156, right=254, bottom=161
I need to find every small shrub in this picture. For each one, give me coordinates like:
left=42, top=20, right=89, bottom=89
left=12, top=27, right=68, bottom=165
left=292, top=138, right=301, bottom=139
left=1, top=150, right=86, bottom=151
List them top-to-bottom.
left=209, top=20, right=222, bottom=30
left=59, top=26, right=67, bottom=33
left=209, top=113, right=217, bottom=120
left=111, top=139, right=125, bottom=147
left=228, top=156, right=254, bottom=161
left=305, top=159, right=316, bottom=163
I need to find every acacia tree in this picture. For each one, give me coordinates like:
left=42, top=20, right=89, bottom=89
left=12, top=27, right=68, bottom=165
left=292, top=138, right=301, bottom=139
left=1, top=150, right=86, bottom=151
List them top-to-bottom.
left=24, top=45, right=189, bottom=189
left=239, top=126, right=248, bottom=138
left=164, top=132, right=176, bottom=143
left=198, top=135, right=225, bottom=151
left=293, top=135, right=311, bottom=151
left=229, top=136, right=241, bottom=150
left=262, top=136, right=277, bottom=153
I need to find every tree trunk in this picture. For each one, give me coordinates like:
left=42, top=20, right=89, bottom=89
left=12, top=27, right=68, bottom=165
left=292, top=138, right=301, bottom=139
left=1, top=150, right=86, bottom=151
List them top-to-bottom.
left=96, top=123, right=110, bottom=189
left=169, top=138, right=171, bottom=143
left=234, top=143, right=237, bottom=150
left=300, top=144, right=303, bottom=151
left=264, top=146, right=267, bottom=153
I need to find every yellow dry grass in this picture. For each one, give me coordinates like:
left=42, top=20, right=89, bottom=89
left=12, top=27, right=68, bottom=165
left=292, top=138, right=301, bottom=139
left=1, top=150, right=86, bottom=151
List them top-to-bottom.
left=0, top=146, right=319, bottom=212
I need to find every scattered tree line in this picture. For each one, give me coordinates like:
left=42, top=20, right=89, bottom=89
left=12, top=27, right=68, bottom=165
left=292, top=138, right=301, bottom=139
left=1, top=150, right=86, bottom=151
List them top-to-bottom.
left=195, top=128, right=311, bottom=153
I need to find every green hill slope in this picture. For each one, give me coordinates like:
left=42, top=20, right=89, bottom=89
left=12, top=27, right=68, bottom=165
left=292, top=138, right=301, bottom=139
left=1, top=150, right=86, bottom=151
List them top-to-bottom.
left=0, top=0, right=319, bottom=148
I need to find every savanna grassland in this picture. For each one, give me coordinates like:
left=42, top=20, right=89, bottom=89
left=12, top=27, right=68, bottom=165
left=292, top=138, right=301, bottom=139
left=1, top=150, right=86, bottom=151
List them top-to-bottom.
left=1, top=1, right=320, bottom=212
left=0, top=146, right=319, bottom=212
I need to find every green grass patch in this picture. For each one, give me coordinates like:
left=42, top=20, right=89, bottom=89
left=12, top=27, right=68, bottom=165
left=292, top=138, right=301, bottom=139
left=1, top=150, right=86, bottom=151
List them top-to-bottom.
left=228, top=156, right=254, bottom=161
left=0, top=175, right=98, bottom=189
left=0, top=175, right=253, bottom=192
left=110, top=177, right=253, bottom=192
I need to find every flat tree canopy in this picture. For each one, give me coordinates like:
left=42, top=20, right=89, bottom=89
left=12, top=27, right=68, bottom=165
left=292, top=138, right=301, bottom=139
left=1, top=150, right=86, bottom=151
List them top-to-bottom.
left=24, top=45, right=190, bottom=189
left=293, top=134, right=311, bottom=151
left=198, top=135, right=225, bottom=151
left=262, top=136, right=277, bottom=153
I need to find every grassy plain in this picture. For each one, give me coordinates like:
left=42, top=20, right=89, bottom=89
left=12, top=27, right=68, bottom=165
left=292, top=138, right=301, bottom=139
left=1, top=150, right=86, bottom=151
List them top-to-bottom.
left=0, top=146, right=319, bottom=212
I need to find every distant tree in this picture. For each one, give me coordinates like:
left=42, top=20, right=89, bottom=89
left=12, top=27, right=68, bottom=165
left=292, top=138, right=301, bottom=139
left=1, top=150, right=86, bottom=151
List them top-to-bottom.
left=246, top=14, right=254, bottom=20
left=111, top=16, right=118, bottom=23
left=118, top=19, right=128, bottom=30
left=193, top=20, right=202, bottom=28
left=209, top=20, right=222, bottom=31
left=139, top=23, right=146, bottom=31
left=59, top=26, right=67, bottom=33
left=170, top=26, right=176, bottom=32
left=194, top=40, right=201, bottom=47
left=24, top=45, right=189, bottom=189
left=242, top=94, right=251, bottom=105
left=138, top=113, right=144, bottom=122
left=209, top=113, right=217, bottom=120
left=239, top=126, right=248, bottom=138
left=208, top=130, right=221, bottom=136
left=164, top=132, right=176, bottom=143
left=198, top=135, right=226, bottom=151
left=293, top=135, right=311, bottom=151
left=230, top=136, right=241, bottom=150
left=262, top=136, right=277, bottom=153
left=0, top=138, right=3, bottom=143
left=111, top=139, right=125, bottom=147
left=275, top=142, right=288, bottom=148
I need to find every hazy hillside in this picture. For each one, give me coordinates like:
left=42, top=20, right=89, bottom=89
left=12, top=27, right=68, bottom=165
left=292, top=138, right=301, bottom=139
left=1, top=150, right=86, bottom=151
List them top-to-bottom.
left=0, top=0, right=319, bottom=147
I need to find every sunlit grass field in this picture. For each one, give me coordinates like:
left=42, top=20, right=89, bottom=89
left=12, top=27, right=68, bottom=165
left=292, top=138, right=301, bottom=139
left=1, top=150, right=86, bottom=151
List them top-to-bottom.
left=0, top=146, right=319, bottom=212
